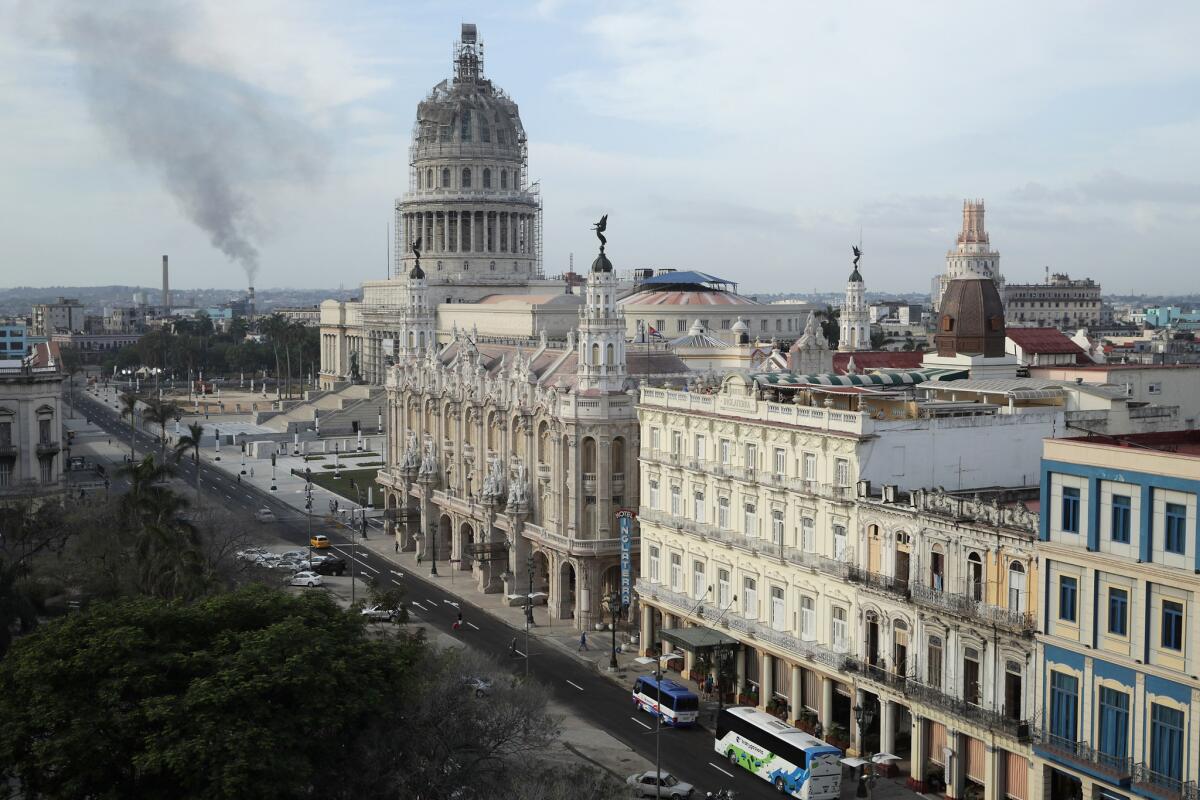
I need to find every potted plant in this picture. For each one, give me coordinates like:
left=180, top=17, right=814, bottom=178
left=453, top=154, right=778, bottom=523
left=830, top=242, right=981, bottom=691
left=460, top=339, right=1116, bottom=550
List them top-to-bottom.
left=796, top=708, right=818, bottom=733
left=825, top=722, right=851, bottom=751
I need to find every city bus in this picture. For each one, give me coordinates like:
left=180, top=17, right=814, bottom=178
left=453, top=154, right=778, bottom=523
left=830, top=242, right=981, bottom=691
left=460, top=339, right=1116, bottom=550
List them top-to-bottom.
left=631, top=675, right=700, bottom=727
left=714, top=706, right=842, bottom=799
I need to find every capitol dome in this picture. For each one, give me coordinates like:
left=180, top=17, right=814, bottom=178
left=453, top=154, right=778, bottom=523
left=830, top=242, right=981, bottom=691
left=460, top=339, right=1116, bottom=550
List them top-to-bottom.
left=934, top=277, right=1006, bottom=357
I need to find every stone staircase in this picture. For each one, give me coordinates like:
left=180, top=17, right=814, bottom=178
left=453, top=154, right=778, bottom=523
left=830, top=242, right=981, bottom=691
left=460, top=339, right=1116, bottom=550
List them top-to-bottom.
left=257, top=385, right=386, bottom=435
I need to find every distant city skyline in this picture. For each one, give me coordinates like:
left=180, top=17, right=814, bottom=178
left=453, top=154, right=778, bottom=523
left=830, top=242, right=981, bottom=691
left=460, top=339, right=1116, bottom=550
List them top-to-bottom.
left=3, top=1, right=1199, bottom=294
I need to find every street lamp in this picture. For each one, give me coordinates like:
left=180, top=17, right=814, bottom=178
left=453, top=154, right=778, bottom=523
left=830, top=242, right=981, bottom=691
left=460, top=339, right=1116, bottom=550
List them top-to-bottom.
left=214, top=427, right=221, bottom=461
left=428, top=518, right=438, bottom=576
left=603, top=591, right=625, bottom=672
left=853, top=698, right=878, bottom=799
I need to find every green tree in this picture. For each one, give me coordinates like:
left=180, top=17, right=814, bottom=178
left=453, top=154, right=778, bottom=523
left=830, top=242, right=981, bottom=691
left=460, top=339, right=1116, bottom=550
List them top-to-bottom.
left=821, top=305, right=840, bottom=349
left=118, top=390, right=139, bottom=462
left=141, top=398, right=180, bottom=463
left=174, top=421, right=205, bottom=505
left=0, top=585, right=419, bottom=799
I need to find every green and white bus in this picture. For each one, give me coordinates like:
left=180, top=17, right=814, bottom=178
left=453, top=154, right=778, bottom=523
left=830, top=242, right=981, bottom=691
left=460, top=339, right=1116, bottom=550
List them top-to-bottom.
left=714, top=707, right=842, bottom=799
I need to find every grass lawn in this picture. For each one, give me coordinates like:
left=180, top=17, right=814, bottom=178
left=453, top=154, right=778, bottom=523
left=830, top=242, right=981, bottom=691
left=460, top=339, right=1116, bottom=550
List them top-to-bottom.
left=295, top=467, right=381, bottom=504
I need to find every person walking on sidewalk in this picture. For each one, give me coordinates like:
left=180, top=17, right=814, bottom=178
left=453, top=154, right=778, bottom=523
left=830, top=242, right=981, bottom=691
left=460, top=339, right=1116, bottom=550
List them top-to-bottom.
left=452, top=612, right=463, bottom=631
left=578, top=631, right=588, bottom=651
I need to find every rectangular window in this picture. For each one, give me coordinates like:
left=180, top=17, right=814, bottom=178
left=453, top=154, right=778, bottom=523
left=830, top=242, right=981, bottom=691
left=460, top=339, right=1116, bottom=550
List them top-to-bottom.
left=677, top=319, right=687, bottom=332
left=720, top=319, right=731, bottom=330
left=38, top=418, right=51, bottom=444
left=0, top=422, right=10, bottom=447
left=649, top=428, right=661, bottom=453
left=671, top=431, right=682, bottom=455
left=693, top=434, right=705, bottom=461
left=719, top=440, right=732, bottom=466
left=744, top=444, right=757, bottom=471
left=773, top=448, right=786, bottom=477
left=803, top=453, right=816, bottom=482
left=39, top=457, right=53, bottom=485
left=834, top=458, right=849, bottom=487
left=0, top=461, right=11, bottom=488
left=648, top=479, right=660, bottom=510
left=669, top=485, right=682, bottom=517
left=1062, top=486, right=1080, bottom=533
left=693, top=491, right=705, bottom=523
left=1111, top=494, right=1131, bottom=543
left=717, top=497, right=730, bottom=530
left=1164, top=502, right=1187, bottom=554
left=743, top=503, right=757, bottom=537
left=771, top=510, right=784, bottom=545
left=801, top=517, right=815, bottom=552
left=833, top=525, right=847, bottom=560
left=648, top=547, right=660, bottom=582
left=669, top=553, right=682, bottom=591
left=692, top=561, right=706, bottom=601
left=717, top=569, right=730, bottom=608
left=1059, top=576, right=1078, bottom=622
left=742, top=577, right=757, bottom=619
left=770, top=586, right=785, bottom=631
left=1108, top=587, right=1128, bottom=636
left=800, top=596, right=815, bottom=639
left=1162, top=600, right=1184, bottom=651
left=831, top=607, right=847, bottom=651
left=927, top=636, right=943, bottom=688
left=963, top=648, right=981, bottom=706
left=1049, top=671, right=1079, bottom=742
left=1097, top=687, right=1129, bottom=763
left=1150, top=704, right=1185, bottom=781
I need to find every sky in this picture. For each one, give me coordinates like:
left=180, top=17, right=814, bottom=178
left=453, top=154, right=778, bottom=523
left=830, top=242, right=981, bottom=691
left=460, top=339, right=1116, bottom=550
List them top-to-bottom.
left=2, top=0, right=1199, bottom=295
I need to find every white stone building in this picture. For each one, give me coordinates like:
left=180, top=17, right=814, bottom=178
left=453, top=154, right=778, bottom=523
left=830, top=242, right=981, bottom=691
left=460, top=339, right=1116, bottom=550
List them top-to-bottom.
left=932, top=201, right=1004, bottom=315
left=839, top=256, right=870, bottom=352
left=0, top=342, right=65, bottom=505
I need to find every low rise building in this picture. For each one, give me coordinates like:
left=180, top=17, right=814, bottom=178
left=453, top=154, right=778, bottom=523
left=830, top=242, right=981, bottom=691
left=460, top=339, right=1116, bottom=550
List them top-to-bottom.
left=1004, top=274, right=1102, bottom=331
left=31, top=297, right=86, bottom=336
left=0, top=320, right=30, bottom=359
left=1005, top=328, right=1091, bottom=367
left=49, top=331, right=143, bottom=364
left=0, top=342, right=65, bottom=505
left=1028, top=364, right=1200, bottom=427
left=1034, top=432, right=1200, bottom=800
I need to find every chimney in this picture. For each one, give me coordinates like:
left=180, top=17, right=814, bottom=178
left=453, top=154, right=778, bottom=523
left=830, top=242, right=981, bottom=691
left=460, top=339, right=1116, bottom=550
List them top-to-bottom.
left=162, top=255, right=171, bottom=311
left=248, top=286, right=256, bottom=324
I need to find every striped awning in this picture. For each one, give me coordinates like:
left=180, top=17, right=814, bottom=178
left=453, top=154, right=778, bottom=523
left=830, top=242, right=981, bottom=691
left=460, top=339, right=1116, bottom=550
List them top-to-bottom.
left=751, top=367, right=968, bottom=388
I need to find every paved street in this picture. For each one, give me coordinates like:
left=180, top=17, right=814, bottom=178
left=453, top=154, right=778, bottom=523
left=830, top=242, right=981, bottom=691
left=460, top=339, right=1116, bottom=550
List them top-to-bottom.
left=73, top=386, right=931, bottom=800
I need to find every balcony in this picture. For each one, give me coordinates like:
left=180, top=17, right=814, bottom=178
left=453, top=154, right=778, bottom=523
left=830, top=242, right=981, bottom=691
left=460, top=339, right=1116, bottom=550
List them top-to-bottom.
left=36, top=440, right=60, bottom=456
left=0, top=443, right=15, bottom=458
left=536, top=462, right=551, bottom=480
left=582, top=472, right=597, bottom=493
left=612, top=472, right=625, bottom=493
left=847, top=566, right=910, bottom=599
left=910, top=582, right=1036, bottom=636
left=897, top=679, right=1029, bottom=741
left=1032, top=729, right=1131, bottom=782
left=1132, top=763, right=1197, bottom=800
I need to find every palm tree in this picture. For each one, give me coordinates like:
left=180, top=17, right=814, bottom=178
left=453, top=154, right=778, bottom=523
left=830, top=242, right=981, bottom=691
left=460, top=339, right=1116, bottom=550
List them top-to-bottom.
left=118, top=391, right=139, bottom=462
left=142, top=399, right=180, bottom=463
left=174, top=421, right=205, bottom=505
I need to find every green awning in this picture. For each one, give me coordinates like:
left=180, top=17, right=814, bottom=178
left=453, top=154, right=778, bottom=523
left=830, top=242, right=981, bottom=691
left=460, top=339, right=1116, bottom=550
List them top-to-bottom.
left=659, top=626, right=739, bottom=651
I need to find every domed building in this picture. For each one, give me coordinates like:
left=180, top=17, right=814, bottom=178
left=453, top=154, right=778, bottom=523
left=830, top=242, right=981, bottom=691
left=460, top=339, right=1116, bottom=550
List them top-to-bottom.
left=396, top=24, right=542, bottom=283
left=922, top=276, right=1019, bottom=379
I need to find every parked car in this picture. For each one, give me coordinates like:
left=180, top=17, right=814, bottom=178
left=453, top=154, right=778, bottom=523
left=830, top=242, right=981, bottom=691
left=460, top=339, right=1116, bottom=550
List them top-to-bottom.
left=254, top=508, right=276, bottom=523
left=310, top=534, right=330, bottom=549
left=236, top=547, right=268, bottom=562
left=280, top=549, right=308, bottom=561
left=310, top=557, right=347, bottom=576
left=275, top=559, right=306, bottom=573
left=289, top=571, right=323, bottom=588
left=360, top=604, right=401, bottom=623
left=462, top=676, right=493, bottom=698
left=626, top=771, right=693, bottom=799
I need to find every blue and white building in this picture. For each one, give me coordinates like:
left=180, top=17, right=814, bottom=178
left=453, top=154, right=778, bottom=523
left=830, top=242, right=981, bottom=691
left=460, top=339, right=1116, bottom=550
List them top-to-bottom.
left=0, top=320, right=29, bottom=359
left=1035, top=432, right=1200, bottom=800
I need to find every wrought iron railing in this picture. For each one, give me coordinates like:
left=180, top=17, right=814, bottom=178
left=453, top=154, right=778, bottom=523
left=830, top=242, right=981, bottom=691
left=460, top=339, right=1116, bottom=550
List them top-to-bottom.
left=847, top=566, right=910, bottom=599
left=910, top=582, right=1036, bottom=636
left=1032, top=729, right=1132, bottom=779
left=1132, top=763, right=1196, bottom=800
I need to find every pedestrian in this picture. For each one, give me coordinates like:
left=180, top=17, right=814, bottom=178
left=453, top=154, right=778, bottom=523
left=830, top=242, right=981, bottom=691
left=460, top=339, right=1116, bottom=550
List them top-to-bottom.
left=250, top=467, right=255, bottom=478
left=237, top=474, right=241, bottom=484
left=394, top=540, right=399, bottom=553
left=417, top=552, right=422, bottom=565
left=452, top=612, right=462, bottom=631
left=578, top=631, right=588, bottom=651
left=704, top=674, right=714, bottom=700
left=813, top=720, right=824, bottom=740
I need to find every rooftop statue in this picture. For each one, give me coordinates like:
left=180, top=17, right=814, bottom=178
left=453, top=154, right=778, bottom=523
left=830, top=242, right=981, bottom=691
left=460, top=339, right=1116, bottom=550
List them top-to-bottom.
left=593, top=214, right=608, bottom=251
left=852, top=245, right=862, bottom=268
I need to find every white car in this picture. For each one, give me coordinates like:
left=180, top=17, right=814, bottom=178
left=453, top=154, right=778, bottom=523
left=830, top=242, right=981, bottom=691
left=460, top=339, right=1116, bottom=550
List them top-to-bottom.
left=254, top=508, right=276, bottom=523
left=235, top=547, right=268, bottom=562
left=280, top=549, right=308, bottom=561
left=275, top=559, right=307, bottom=573
left=289, top=571, right=323, bottom=588
left=360, top=604, right=401, bottom=623
left=626, top=771, right=694, bottom=799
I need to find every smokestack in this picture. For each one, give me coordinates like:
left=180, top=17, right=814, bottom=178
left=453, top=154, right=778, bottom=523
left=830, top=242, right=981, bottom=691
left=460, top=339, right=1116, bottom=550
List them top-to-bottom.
left=162, top=254, right=171, bottom=311
left=248, top=285, right=255, bottom=324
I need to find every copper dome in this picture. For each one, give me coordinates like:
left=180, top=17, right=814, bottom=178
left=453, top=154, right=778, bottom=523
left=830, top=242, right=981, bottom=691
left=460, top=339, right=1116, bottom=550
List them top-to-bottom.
left=934, top=278, right=1006, bottom=357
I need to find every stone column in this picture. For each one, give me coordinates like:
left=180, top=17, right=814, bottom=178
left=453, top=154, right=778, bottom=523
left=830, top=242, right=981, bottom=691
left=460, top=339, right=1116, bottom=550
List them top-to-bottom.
left=457, top=210, right=464, bottom=253
left=510, top=214, right=518, bottom=254
left=596, top=436, right=612, bottom=538
left=566, top=437, right=578, bottom=537
left=504, top=518, right=530, bottom=596
left=640, top=604, right=654, bottom=657
left=735, top=648, right=746, bottom=694
left=760, top=652, right=773, bottom=709
left=790, top=664, right=802, bottom=725
left=820, top=676, right=834, bottom=733
left=851, top=688, right=864, bottom=754
left=880, top=699, right=896, bottom=756
left=907, top=715, right=927, bottom=792
left=944, top=731, right=962, bottom=800
left=982, top=745, right=1000, bottom=800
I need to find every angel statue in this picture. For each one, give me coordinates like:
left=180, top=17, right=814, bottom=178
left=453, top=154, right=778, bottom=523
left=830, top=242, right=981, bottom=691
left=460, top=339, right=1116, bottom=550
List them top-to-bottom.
left=593, top=214, right=607, bottom=251
left=852, top=245, right=862, bottom=268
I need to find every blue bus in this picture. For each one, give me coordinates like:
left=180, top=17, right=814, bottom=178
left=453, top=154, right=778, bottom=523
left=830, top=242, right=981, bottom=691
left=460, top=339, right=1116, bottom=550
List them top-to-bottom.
left=632, top=675, right=700, bottom=727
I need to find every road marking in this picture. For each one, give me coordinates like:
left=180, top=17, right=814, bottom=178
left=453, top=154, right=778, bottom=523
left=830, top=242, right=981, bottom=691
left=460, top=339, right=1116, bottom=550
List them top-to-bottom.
left=224, top=494, right=232, bottom=500
left=245, top=494, right=254, bottom=500
left=390, top=570, right=405, bottom=579
left=427, top=598, right=439, bottom=606
left=443, top=599, right=460, bottom=608
left=410, top=601, right=427, bottom=611
left=466, top=622, right=480, bottom=630
left=513, top=649, right=526, bottom=657
left=566, top=680, right=584, bottom=691
left=631, top=717, right=652, bottom=730
left=708, top=763, right=734, bottom=778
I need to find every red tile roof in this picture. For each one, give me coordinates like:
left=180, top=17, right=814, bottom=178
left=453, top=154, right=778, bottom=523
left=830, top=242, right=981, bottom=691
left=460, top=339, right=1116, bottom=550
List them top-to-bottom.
left=1005, top=327, right=1086, bottom=356
left=831, top=351, right=924, bottom=374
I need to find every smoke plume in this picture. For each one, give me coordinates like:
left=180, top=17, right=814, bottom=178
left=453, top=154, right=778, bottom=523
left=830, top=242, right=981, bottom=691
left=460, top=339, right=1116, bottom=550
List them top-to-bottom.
left=51, top=2, right=327, bottom=286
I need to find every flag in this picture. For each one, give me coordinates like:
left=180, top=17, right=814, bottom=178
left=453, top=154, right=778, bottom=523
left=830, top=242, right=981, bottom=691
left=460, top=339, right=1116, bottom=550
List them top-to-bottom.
left=647, top=325, right=664, bottom=341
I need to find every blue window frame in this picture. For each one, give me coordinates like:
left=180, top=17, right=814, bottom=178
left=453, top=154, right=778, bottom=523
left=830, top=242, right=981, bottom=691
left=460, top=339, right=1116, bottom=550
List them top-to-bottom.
left=1062, top=487, right=1080, bottom=533
left=1111, top=495, right=1131, bottom=543
left=1164, top=502, right=1187, bottom=554
left=1059, top=576, right=1078, bottom=623
left=1108, top=588, right=1128, bottom=636
left=1161, top=601, right=1184, bottom=651
left=1049, top=671, right=1078, bottom=742
left=1097, top=687, right=1129, bottom=763
left=1150, top=703, right=1184, bottom=781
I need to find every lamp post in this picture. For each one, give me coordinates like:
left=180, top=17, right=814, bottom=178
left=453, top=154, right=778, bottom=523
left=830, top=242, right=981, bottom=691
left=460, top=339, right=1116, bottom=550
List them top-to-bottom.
left=214, top=428, right=221, bottom=461
left=240, top=441, right=246, bottom=474
left=333, top=442, right=340, bottom=480
left=270, top=452, right=277, bottom=492
left=428, top=517, right=438, bottom=576
left=603, top=591, right=625, bottom=672
left=853, top=697, right=878, bottom=799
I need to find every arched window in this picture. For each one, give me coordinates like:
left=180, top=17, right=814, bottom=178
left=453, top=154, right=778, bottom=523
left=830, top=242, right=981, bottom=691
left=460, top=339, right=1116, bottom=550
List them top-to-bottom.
left=460, top=110, right=471, bottom=141
left=481, top=119, right=490, bottom=142
left=441, top=167, right=450, bottom=188
left=513, top=167, right=520, bottom=187
left=426, top=168, right=433, bottom=188
left=462, top=168, right=471, bottom=188
left=483, top=168, right=491, bottom=188
left=500, top=170, right=508, bottom=189
left=591, top=343, right=600, bottom=366
left=606, top=343, right=614, bottom=365
left=581, top=437, right=596, bottom=473
left=612, top=437, right=625, bottom=475
left=967, top=552, right=984, bottom=601
left=1008, top=561, right=1026, bottom=612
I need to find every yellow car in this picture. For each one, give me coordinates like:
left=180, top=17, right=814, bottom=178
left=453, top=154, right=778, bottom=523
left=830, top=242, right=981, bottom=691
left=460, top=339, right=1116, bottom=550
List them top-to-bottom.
left=310, top=534, right=330, bottom=549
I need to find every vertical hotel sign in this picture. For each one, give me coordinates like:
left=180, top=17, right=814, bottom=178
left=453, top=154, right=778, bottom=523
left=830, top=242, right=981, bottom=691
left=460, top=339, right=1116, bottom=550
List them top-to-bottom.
left=617, top=509, right=636, bottom=608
